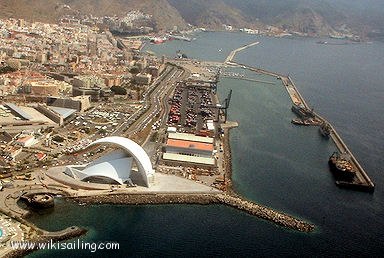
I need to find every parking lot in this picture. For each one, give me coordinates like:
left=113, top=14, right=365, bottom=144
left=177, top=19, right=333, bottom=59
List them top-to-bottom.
left=168, top=82, right=216, bottom=134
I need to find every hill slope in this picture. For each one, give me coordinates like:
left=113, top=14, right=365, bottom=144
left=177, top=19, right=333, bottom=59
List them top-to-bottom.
left=0, top=0, right=383, bottom=37
left=0, top=0, right=187, bottom=30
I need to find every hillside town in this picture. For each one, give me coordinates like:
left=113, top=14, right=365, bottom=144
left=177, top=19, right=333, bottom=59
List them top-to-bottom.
left=0, top=14, right=169, bottom=176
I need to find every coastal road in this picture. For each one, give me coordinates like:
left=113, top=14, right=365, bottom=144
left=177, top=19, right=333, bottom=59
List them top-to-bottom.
left=111, top=65, right=176, bottom=136
left=123, top=65, right=187, bottom=137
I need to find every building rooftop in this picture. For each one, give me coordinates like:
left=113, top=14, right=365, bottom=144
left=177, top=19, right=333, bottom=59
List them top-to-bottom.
left=5, top=103, right=33, bottom=120
left=49, top=106, right=77, bottom=119
left=167, top=132, right=214, bottom=144
left=16, top=135, right=34, bottom=143
left=166, top=139, right=213, bottom=152
left=163, top=153, right=215, bottom=166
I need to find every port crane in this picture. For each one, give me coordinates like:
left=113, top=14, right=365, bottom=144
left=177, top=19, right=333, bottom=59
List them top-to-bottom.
left=209, top=89, right=232, bottom=123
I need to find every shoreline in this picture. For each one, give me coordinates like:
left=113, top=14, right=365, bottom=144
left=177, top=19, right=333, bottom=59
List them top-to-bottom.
left=0, top=39, right=322, bottom=257
left=62, top=121, right=313, bottom=233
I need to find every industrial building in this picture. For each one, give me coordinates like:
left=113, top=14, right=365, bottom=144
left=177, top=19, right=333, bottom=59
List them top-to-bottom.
left=134, top=73, right=152, bottom=85
left=22, top=79, right=72, bottom=96
left=72, top=86, right=113, bottom=102
left=47, top=96, right=91, bottom=112
left=0, top=103, right=67, bottom=131
left=5, top=103, right=34, bottom=121
left=35, top=104, right=76, bottom=126
left=162, top=132, right=216, bottom=168
left=167, top=132, right=214, bottom=144
left=15, top=135, right=36, bottom=147
left=165, top=139, right=213, bottom=157
left=162, top=153, right=215, bottom=167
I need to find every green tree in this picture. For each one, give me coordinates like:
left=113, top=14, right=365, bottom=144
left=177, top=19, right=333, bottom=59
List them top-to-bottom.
left=129, top=66, right=140, bottom=75
left=110, top=86, right=127, bottom=95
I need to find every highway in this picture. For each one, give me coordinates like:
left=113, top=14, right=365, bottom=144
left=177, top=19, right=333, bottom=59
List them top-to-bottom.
left=119, top=64, right=188, bottom=137
left=111, top=65, right=175, bottom=136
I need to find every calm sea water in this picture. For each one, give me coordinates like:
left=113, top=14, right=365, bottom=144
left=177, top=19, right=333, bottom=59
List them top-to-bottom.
left=28, top=32, right=384, bottom=257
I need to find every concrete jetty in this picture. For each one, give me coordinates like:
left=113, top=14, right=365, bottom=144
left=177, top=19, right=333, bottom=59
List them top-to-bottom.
left=225, top=42, right=259, bottom=63
left=227, top=61, right=374, bottom=191
left=222, top=75, right=276, bottom=85
left=284, top=77, right=374, bottom=191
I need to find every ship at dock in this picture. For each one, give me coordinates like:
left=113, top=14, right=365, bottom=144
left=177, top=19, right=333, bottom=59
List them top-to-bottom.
left=291, top=104, right=315, bottom=119
left=291, top=104, right=321, bottom=126
left=291, top=118, right=311, bottom=126
left=319, top=122, right=331, bottom=138
left=328, top=152, right=356, bottom=180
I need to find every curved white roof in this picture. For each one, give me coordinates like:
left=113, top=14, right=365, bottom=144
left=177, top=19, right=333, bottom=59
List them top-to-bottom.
left=88, top=136, right=154, bottom=187
left=66, top=157, right=132, bottom=185
left=82, top=157, right=133, bottom=184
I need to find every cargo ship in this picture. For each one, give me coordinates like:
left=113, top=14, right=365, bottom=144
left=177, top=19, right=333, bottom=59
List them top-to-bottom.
left=291, top=104, right=315, bottom=119
left=291, top=118, right=311, bottom=126
left=328, top=152, right=356, bottom=180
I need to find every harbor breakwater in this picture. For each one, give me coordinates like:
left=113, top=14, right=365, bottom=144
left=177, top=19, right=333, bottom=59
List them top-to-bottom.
left=227, top=60, right=375, bottom=191
left=68, top=121, right=313, bottom=233
left=72, top=193, right=314, bottom=233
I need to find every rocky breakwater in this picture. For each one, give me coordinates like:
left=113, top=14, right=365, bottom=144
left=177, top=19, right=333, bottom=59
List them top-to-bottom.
left=73, top=192, right=314, bottom=232
left=73, top=193, right=220, bottom=205
left=216, top=194, right=315, bottom=232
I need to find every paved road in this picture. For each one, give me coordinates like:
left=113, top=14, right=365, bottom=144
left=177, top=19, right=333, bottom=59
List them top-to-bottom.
left=123, top=65, right=188, bottom=137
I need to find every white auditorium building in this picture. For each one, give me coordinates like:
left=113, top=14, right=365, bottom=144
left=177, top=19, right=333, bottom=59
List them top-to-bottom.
left=64, top=136, right=154, bottom=187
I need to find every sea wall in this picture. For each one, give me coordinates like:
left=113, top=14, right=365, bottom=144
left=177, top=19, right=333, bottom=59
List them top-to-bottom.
left=72, top=193, right=315, bottom=233
left=216, top=194, right=314, bottom=232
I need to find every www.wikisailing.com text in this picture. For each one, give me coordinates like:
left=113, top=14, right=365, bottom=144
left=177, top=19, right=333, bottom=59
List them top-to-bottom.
left=10, top=239, right=119, bottom=253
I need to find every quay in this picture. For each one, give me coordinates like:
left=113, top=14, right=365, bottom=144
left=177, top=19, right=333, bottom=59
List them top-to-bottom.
left=226, top=61, right=374, bottom=191
left=229, top=61, right=286, bottom=78
left=222, top=75, right=276, bottom=85
left=284, top=76, right=374, bottom=191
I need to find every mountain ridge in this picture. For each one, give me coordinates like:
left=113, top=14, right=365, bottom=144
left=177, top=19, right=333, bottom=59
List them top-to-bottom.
left=0, top=0, right=383, bottom=38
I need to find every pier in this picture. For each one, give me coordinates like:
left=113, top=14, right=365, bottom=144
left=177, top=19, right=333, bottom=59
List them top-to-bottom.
left=225, top=41, right=259, bottom=63
left=226, top=61, right=374, bottom=191
left=229, top=61, right=286, bottom=78
left=221, top=75, right=276, bottom=85
left=284, top=76, right=374, bottom=191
